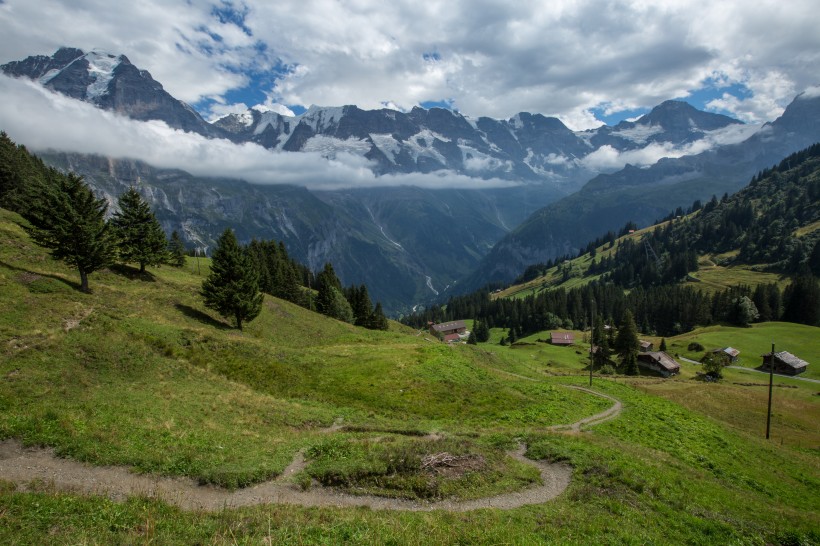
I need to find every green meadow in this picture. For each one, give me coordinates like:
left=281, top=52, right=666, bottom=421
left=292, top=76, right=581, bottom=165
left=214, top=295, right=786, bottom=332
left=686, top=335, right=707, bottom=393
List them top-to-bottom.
left=1, top=207, right=818, bottom=544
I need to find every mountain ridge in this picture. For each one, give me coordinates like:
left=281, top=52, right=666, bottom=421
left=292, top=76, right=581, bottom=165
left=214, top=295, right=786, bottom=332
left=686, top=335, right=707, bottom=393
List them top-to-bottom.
left=4, top=46, right=817, bottom=314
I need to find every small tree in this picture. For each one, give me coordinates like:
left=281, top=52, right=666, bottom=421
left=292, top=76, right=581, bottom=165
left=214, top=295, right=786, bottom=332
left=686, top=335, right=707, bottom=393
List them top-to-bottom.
left=24, top=173, right=115, bottom=292
left=110, top=187, right=168, bottom=273
left=201, top=229, right=263, bottom=330
left=168, top=230, right=187, bottom=267
left=732, top=296, right=760, bottom=327
left=369, top=302, right=389, bottom=330
left=615, top=310, right=640, bottom=375
left=591, top=315, right=611, bottom=368
left=467, top=330, right=477, bottom=345
left=659, top=338, right=667, bottom=352
left=701, top=352, right=729, bottom=379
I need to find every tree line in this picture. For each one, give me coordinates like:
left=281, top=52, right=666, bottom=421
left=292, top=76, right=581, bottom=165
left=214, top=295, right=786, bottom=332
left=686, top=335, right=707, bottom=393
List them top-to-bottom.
left=0, top=131, right=388, bottom=331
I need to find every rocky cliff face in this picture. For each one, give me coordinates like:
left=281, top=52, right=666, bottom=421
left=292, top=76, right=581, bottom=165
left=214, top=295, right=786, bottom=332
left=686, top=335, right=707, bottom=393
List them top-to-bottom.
left=4, top=47, right=796, bottom=313
left=463, top=91, right=820, bottom=291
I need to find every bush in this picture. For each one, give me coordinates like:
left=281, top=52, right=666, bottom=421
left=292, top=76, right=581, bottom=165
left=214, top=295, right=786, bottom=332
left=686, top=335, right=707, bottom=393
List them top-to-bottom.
left=688, top=342, right=705, bottom=351
left=599, top=364, right=616, bottom=375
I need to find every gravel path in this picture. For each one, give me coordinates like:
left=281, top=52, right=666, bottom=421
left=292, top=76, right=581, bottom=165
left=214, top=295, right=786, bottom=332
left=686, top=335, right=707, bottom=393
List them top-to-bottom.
left=0, top=386, right=621, bottom=512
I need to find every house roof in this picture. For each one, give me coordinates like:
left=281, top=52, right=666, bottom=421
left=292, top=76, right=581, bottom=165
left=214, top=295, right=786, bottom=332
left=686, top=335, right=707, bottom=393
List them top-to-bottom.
left=431, top=320, right=467, bottom=332
left=550, top=332, right=574, bottom=344
left=443, top=333, right=461, bottom=343
left=639, top=340, right=653, bottom=348
left=712, top=347, right=740, bottom=358
left=639, top=351, right=681, bottom=372
left=762, top=351, right=809, bottom=369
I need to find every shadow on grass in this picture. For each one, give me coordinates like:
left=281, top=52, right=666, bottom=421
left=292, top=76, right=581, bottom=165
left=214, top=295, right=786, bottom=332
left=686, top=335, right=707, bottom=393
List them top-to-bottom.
left=0, top=259, right=82, bottom=291
left=108, top=264, right=157, bottom=282
left=174, top=303, right=232, bottom=330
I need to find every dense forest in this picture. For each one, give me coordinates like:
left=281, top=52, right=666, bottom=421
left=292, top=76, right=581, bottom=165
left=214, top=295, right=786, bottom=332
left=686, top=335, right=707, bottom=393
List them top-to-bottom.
left=0, top=132, right=388, bottom=330
left=404, top=145, right=820, bottom=336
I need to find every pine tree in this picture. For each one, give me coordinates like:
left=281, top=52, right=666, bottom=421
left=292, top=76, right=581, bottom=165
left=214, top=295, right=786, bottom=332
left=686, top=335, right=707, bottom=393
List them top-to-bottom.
left=24, top=173, right=115, bottom=293
left=111, top=187, right=168, bottom=273
left=201, top=229, right=263, bottom=330
left=168, top=230, right=187, bottom=267
left=315, top=263, right=342, bottom=316
left=782, top=275, right=820, bottom=326
left=349, top=284, right=374, bottom=327
left=369, top=302, right=389, bottom=330
left=615, top=310, right=640, bottom=375
left=592, top=315, right=611, bottom=368
left=659, top=338, right=667, bottom=352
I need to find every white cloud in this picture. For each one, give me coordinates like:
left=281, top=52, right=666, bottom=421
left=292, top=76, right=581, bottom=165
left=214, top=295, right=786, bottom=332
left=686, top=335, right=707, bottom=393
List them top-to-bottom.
left=1, top=1, right=818, bottom=130
left=0, top=75, right=518, bottom=191
left=580, top=122, right=762, bottom=171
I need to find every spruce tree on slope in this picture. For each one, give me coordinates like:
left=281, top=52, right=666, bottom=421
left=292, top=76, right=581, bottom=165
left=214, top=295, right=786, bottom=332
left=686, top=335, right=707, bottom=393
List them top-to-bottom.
left=24, top=173, right=115, bottom=293
left=111, top=187, right=168, bottom=273
left=201, top=229, right=263, bottom=330
left=168, top=230, right=187, bottom=268
left=370, top=302, right=389, bottom=331
left=615, top=310, right=640, bottom=375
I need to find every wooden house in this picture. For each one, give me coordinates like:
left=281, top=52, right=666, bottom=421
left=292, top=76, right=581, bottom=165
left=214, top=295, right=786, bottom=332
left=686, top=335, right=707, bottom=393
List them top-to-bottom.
left=430, top=320, right=467, bottom=337
left=550, top=332, right=574, bottom=346
left=443, top=333, right=462, bottom=344
left=639, top=340, right=654, bottom=352
left=711, top=347, right=740, bottom=363
left=637, top=351, right=681, bottom=377
left=760, top=351, right=809, bottom=376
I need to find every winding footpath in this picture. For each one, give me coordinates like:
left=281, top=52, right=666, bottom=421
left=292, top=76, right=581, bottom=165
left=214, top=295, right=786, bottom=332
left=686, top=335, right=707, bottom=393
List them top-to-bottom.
left=0, top=387, right=622, bottom=512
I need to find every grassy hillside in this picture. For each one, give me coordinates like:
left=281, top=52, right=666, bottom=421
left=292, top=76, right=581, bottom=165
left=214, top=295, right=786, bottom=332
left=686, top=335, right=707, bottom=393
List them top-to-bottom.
left=1, top=207, right=818, bottom=544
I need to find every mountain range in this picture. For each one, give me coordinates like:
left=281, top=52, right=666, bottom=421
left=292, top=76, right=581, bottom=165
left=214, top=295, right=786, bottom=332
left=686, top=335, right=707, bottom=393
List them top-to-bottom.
left=3, top=47, right=819, bottom=313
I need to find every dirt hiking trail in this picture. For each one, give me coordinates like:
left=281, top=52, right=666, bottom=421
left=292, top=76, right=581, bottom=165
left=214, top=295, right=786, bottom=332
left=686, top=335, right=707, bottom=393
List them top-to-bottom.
left=0, top=387, right=621, bottom=512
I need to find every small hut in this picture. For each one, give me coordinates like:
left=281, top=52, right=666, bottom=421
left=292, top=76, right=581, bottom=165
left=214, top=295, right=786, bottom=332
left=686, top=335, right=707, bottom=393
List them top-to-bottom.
left=760, top=351, right=808, bottom=376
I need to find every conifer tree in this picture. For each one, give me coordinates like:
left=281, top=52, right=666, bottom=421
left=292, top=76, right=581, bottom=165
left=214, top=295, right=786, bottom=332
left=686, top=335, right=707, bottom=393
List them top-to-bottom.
left=24, top=173, right=115, bottom=293
left=111, top=187, right=168, bottom=273
left=201, top=229, right=263, bottom=330
left=168, top=230, right=187, bottom=267
left=316, top=263, right=344, bottom=317
left=370, top=302, right=389, bottom=330
left=615, top=310, right=640, bottom=375
left=591, top=315, right=611, bottom=368
left=659, top=338, right=667, bottom=352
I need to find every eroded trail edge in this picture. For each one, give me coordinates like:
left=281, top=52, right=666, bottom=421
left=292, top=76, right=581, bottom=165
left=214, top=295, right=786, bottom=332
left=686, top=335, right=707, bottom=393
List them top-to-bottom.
left=0, top=386, right=621, bottom=512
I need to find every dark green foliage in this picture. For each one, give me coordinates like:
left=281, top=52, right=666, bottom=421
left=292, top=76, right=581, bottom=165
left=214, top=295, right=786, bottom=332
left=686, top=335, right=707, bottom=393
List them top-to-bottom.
left=0, top=131, right=56, bottom=216
left=24, top=173, right=115, bottom=292
left=110, top=187, right=168, bottom=273
left=200, top=229, right=263, bottom=330
left=168, top=230, right=186, bottom=267
left=245, top=239, right=308, bottom=306
left=316, top=263, right=342, bottom=316
left=782, top=275, right=820, bottom=326
left=345, top=284, right=374, bottom=327
left=731, top=295, right=760, bottom=327
left=369, top=302, right=389, bottom=330
left=615, top=310, right=640, bottom=375
left=591, top=315, right=611, bottom=368
left=473, top=319, right=490, bottom=342
left=467, top=330, right=477, bottom=344
left=659, top=338, right=667, bottom=352
left=688, top=342, right=705, bottom=351
left=701, top=352, right=730, bottom=379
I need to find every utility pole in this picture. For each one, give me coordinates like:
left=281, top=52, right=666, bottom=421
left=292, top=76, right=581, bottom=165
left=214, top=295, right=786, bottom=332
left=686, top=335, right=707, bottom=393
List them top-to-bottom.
left=766, top=342, right=775, bottom=440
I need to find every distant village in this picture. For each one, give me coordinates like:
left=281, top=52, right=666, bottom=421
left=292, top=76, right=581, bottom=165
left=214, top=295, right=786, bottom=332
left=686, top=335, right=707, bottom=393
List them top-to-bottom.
left=427, top=321, right=810, bottom=378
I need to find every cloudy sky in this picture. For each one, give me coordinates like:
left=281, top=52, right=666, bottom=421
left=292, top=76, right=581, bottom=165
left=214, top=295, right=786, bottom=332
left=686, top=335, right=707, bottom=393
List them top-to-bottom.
left=1, top=0, right=818, bottom=129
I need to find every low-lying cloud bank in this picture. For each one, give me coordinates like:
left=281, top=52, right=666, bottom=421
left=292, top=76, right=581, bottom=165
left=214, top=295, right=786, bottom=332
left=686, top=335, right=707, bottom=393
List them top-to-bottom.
left=0, top=75, right=519, bottom=192
left=580, top=122, right=762, bottom=172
